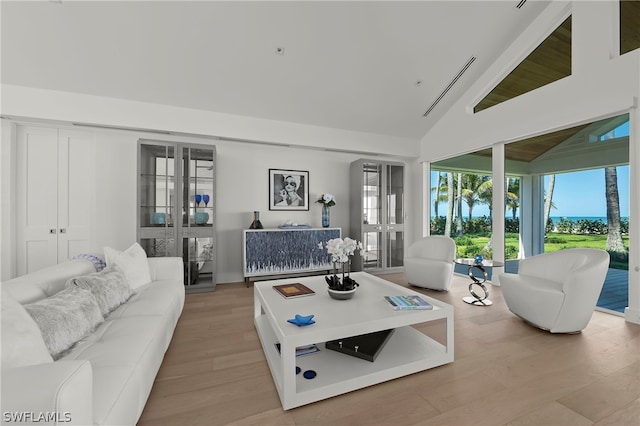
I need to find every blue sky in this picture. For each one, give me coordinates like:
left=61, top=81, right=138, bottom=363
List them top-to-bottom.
left=431, top=165, right=630, bottom=219
left=547, top=166, right=629, bottom=217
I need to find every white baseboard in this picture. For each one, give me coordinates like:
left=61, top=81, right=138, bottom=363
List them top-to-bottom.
left=624, top=307, right=640, bottom=324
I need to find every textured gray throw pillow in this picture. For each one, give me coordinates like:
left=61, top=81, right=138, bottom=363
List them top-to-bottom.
left=67, top=264, right=133, bottom=316
left=24, top=286, right=104, bottom=359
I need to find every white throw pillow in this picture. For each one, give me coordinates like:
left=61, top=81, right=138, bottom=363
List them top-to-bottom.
left=104, top=243, right=151, bottom=289
left=66, top=264, right=133, bottom=316
left=24, top=286, right=104, bottom=359
left=1, top=292, right=54, bottom=368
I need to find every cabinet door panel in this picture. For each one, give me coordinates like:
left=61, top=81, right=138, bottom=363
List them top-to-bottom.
left=17, top=127, right=94, bottom=274
left=18, top=127, right=58, bottom=274
left=58, top=130, right=94, bottom=261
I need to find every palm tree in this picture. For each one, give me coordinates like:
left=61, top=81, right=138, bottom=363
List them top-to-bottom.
left=605, top=167, right=627, bottom=256
left=445, top=172, right=454, bottom=237
left=456, top=173, right=463, bottom=235
left=460, top=174, right=484, bottom=220
left=544, top=174, right=556, bottom=231
left=477, top=177, right=493, bottom=218
left=505, top=177, right=520, bottom=220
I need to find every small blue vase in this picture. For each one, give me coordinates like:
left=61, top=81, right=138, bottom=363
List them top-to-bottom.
left=322, top=205, right=330, bottom=228
left=194, top=211, right=209, bottom=225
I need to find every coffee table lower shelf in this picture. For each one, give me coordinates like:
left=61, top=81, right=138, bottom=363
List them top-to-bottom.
left=255, top=316, right=452, bottom=409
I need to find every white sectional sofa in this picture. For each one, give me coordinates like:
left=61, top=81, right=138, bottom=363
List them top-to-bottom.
left=1, top=255, right=184, bottom=425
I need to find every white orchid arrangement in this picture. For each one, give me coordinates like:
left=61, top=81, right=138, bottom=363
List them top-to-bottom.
left=316, top=193, right=336, bottom=207
left=319, top=237, right=363, bottom=291
left=320, top=237, right=363, bottom=263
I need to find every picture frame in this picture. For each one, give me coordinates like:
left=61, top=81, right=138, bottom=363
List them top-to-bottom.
left=269, top=169, right=309, bottom=211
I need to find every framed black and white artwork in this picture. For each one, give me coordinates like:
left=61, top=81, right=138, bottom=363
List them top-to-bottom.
left=269, top=169, right=309, bottom=211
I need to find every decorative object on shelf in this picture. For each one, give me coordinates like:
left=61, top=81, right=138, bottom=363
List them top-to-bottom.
left=269, top=169, right=309, bottom=211
left=316, top=193, right=335, bottom=228
left=195, top=194, right=202, bottom=206
left=203, top=194, right=210, bottom=206
left=321, top=205, right=330, bottom=228
left=194, top=211, right=209, bottom=225
left=249, top=211, right=264, bottom=229
left=151, top=212, right=166, bottom=225
left=278, top=220, right=311, bottom=229
left=320, top=237, right=363, bottom=298
left=474, top=254, right=483, bottom=264
left=327, top=287, right=357, bottom=300
left=286, top=314, right=316, bottom=327
left=325, top=329, right=395, bottom=362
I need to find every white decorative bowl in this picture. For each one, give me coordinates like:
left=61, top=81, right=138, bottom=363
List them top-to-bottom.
left=328, top=288, right=357, bottom=300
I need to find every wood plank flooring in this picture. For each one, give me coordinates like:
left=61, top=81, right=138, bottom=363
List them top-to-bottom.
left=138, top=273, right=640, bottom=426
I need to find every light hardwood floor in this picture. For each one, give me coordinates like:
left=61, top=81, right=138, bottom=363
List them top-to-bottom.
left=138, top=273, right=640, bottom=426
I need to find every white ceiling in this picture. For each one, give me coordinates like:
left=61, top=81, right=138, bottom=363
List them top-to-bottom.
left=1, top=0, right=550, bottom=140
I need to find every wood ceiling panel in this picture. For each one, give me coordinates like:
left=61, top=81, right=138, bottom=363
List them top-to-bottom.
left=621, top=0, right=640, bottom=54
left=474, top=16, right=572, bottom=113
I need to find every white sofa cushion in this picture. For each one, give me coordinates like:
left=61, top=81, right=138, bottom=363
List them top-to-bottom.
left=104, top=243, right=151, bottom=289
left=2, top=260, right=97, bottom=305
left=66, top=265, right=133, bottom=316
left=24, top=286, right=104, bottom=359
left=1, top=292, right=53, bottom=368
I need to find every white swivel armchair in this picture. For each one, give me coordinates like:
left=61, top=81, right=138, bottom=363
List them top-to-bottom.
left=404, top=236, right=456, bottom=291
left=499, top=248, right=610, bottom=333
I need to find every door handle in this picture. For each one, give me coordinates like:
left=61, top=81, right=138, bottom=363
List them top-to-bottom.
left=59, top=228, right=67, bottom=234
left=49, top=229, right=57, bottom=234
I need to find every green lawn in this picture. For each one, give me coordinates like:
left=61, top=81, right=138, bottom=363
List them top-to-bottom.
left=455, top=232, right=629, bottom=270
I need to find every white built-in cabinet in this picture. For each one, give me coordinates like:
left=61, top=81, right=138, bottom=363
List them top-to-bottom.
left=16, top=126, right=94, bottom=275
left=350, top=159, right=405, bottom=273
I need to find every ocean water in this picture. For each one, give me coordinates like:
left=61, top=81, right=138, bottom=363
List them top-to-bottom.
left=431, top=216, right=628, bottom=224
left=549, top=216, right=629, bottom=225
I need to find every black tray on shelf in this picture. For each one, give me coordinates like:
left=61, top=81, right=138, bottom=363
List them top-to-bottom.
left=325, top=329, right=394, bottom=362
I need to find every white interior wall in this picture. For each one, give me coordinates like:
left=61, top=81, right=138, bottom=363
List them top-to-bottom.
left=2, top=85, right=419, bottom=159
left=1, top=121, right=415, bottom=283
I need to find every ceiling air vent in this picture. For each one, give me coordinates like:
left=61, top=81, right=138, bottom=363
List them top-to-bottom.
left=423, top=56, right=476, bottom=117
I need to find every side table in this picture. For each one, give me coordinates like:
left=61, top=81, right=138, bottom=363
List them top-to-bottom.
left=454, top=258, right=504, bottom=306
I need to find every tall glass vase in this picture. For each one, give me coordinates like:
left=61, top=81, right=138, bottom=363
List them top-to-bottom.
left=322, top=204, right=330, bottom=228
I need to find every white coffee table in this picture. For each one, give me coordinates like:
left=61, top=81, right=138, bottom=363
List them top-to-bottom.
left=254, top=272, right=454, bottom=410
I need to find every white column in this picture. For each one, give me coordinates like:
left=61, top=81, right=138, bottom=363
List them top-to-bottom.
left=625, top=99, right=640, bottom=324
left=492, top=143, right=505, bottom=284
left=423, top=161, right=431, bottom=237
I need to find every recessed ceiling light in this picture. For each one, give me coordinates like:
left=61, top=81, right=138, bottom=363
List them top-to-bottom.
left=275, top=46, right=285, bottom=56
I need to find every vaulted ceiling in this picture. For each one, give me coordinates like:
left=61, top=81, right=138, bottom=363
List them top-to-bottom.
left=1, top=0, right=552, bottom=140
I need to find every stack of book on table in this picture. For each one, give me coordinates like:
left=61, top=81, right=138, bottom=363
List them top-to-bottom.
left=384, top=295, right=433, bottom=310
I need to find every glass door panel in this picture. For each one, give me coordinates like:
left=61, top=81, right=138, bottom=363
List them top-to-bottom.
left=138, top=143, right=176, bottom=257
left=183, top=147, right=214, bottom=228
left=362, top=162, right=381, bottom=226
left=387, top=164, right=404, bottom=225
left=363, top=231, right=381, bottom=269
left=387, top=231, right=404, bottom=267
left=140, top=237, right=175, bottom=258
